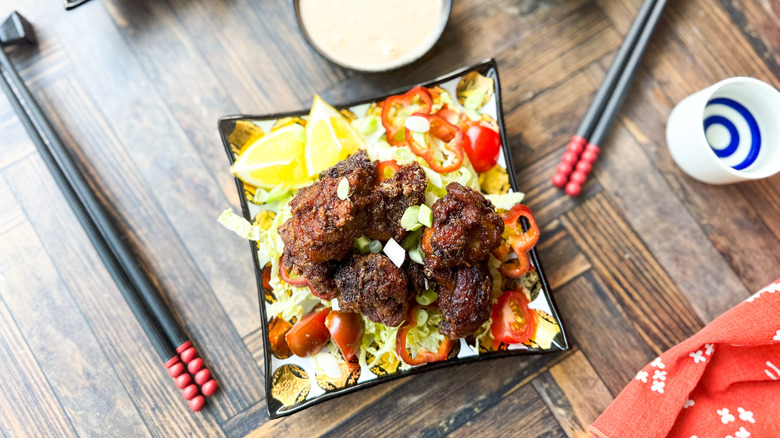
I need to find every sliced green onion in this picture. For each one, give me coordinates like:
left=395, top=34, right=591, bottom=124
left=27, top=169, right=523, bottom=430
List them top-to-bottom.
left=422, top=166, right=443, bottom=188
left=337, top=177, right=350, bottom=200
left=418, top=204, right=433, bottom=228
left=400, top=205, right=421, bottom=231
left=401, top=229, right=421, bottom=250
left=354, top=235, right=371, bottom=253
left=368, top=239, right=383, bottom=254
left=408, top=247, right=423, bottom=264
left=416, top=290, right=438, bottom=306
left=415, top=308, right=429, bottom=326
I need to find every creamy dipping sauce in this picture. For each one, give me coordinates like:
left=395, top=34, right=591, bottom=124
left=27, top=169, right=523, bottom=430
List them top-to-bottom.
left=298, top=0, right=446, bottom=71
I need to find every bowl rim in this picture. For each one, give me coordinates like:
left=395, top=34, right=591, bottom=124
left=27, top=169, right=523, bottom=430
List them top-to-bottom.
left=289, top=0, right=453, bottom=73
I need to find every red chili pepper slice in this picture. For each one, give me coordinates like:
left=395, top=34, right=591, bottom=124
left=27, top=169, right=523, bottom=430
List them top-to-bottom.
left=381, top=86, right=433, bottom=146
left=405, top=113, right=464, bottom=174
left=376, top=160, right=400, bottom=184
left=491, top=205, right=539, bottom=278
left=501, top=205, right=539, bottom=256
left=498, top=252, right=531, bottom=278
left=279, top=255, right=335, bottom=299
left=396, top=305, right=452, bottom=366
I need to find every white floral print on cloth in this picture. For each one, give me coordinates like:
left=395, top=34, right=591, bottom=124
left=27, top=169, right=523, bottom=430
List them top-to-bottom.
left=590, top=279, right=780, bottom=438
left=689, top=350, right=706, bottom=363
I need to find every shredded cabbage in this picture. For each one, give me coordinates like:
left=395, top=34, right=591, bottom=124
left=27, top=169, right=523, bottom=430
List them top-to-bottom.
left=359, top=316, right=406, bottom=370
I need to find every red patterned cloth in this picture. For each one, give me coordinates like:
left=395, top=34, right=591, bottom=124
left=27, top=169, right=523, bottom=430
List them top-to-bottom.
left=590, top=279, right=780, bottom=438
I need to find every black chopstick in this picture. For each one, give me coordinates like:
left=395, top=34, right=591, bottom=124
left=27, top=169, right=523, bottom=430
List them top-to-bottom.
left=551, top=0, right=667, bottom=196
left=0, top=48, right=216, bottom=410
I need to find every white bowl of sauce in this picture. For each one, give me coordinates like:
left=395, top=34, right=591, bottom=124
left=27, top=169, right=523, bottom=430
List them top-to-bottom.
left=293, top=0, right=452, bottom=72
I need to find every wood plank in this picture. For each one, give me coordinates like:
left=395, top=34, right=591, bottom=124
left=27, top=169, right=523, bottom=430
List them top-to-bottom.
left=36, top=0, right=262, bottom=340
left=100, top=0, right=244, bottom=210
left=162, top=0, right=345, bottom=113
left=597, top=0, right=780, bottom=292
left=716, top=0, right=780, bottom=79
left=497, top=1, right=622, bottom=110
left=579, top=63, right=750, bottom=322
left=505, top=70, right=598, bottom=170
left=33, top=75, right=263, bottom=420
left=0, top=107, right=35, bottom=172
left=513, top=137, right=603, bottom=227
left=3, top=155, right=225, bottom=436
left=0, top=176, right=25, bottom=236
left=562, top=193, right=703, bottom=351
left=0, top=219, right=150, bottom=437
left=536, top=220, right=591, bottom=291
left=553, top=272, right=656, bottom=395
left=0, top=291, right=76, bottom=437
left=242, top=329, right=265, bottom=373
left=532, top=350, right=613, bottom=438
left=323, top=351, right=571, bottom=437
left=226, top=379, right=406, bottom=438
left=449, top=383, right=567, bottom=438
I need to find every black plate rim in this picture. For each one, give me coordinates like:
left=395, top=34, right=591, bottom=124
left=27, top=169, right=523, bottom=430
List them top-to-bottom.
left=217, top=58, right=569, bottom=419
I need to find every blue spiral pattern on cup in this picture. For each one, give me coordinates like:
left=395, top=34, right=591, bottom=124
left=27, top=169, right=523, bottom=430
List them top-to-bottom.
left=704, top=98, right=760, bottom=170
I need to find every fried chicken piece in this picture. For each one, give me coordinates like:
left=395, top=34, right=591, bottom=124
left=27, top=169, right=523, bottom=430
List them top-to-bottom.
left=319, top=149, right=376, bottom=180
left=279, top=151, right=377, bottom=265
left=365, top=162, right=427, bottom=242
left=422, top=182, right=504, bottom=271
left=280, top=252, right=340, bottom=299
left=334, top=253, right=411, bottom=326
left=406, top=261, right=429, bottom=297
left=433, top=263, right=493, bottom=339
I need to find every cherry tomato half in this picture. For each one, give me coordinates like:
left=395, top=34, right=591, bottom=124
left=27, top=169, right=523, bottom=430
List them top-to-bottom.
left=463, top=124, right=501, bottom=173
left=490, top=290, right=536, bottom=344
left=285, top=307, right=330, bottom=358
left=325, top=311, right=364, bottom=361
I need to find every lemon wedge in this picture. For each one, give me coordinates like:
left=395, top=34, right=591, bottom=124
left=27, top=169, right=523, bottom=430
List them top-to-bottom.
left=305, top=95, right=364, bottom=177
left=230, top=123, right=311, bottom=189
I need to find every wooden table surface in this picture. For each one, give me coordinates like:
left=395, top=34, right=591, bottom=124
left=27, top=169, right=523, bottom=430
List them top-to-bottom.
left=1, top=0, right=779, bottom=436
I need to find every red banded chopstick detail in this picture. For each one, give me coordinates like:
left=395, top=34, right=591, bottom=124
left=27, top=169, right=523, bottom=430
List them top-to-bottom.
left=551, top=0, right=666, bottom=196
left=551, top=135, right=587, bottom=188
left=564, top=143, right=600, bottom=197
left=177, top=341, right=219, bottom=397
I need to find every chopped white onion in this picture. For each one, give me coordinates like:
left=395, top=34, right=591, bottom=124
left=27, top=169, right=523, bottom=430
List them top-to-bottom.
left=404, top=115, right=430, bottom=133
left=337, top=177, right=350, bottom=200
left=383, top=238, right=406, bottom=268
left=315, top=351, right=342, bottom=379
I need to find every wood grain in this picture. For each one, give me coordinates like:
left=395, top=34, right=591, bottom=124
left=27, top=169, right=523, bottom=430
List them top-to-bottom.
left=1, top=0, right=780, bottom=435
left=34, top=75, right=263, bottom=420
left=3, top=155, right=225, bottom=437
left=563, top=193, right=703, bottom=351
left=0, top=217, right=150, bottom=437
left=553, top=272, right=657, bottom=395
left=0, top=292, right=76, bottom=438
left=533, top=350, right=614, bottom=438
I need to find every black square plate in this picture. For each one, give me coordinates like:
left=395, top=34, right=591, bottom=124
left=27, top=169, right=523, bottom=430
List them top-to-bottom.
left=218, top=59, right=568, bottom=419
